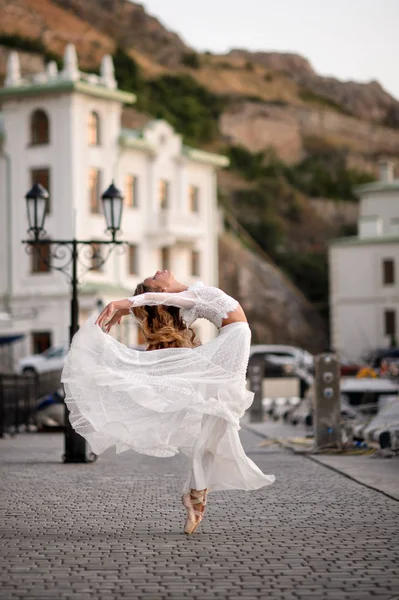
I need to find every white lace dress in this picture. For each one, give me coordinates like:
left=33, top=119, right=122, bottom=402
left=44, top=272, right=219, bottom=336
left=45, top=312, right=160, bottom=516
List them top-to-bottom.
left=61, top=282, right=275, bottom=493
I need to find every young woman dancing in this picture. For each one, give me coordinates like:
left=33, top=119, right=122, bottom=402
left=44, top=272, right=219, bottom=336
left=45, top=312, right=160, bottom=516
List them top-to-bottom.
left=61, top=271, right=275, bottom=534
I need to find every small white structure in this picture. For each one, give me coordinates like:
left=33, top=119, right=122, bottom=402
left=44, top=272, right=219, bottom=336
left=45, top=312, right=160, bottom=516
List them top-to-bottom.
left=0, top=46, right=228, bottom=363
left=329, top=161, right=399, bottom=361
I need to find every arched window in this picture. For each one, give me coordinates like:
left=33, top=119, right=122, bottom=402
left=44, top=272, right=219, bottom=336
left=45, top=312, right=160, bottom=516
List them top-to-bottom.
left=30, top=109, right=50, bottom=145
left=88, top=111, right=100, bottom=146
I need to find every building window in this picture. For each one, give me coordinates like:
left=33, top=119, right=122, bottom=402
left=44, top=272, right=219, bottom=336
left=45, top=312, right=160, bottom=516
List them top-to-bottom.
left=30, top=109, right=49, bottom=145
left=88, top=111, right=100, bottom=146
left=31, top=168, right=51, bottom=214
left=89, top=168, right=101, bottom=214
left=125, top=175, right=138, bottom=208
left=159, top=180, right=169, bottom=210
left=189, top=185, right=199, bottom=213
left=31, top=241, right=51, bottom=274
left=91, top=243, right=103, bottom=272
left=128, top=244, right=139, bottom=275
left=160, top=247, right=170, bottom=270
left=191, top=250, right=200, bottom=277
left=382, top=259, right=395, bottom=285
left=384, top=310, right=396, bottom=337
left=32, top=331, right=52, bottom=355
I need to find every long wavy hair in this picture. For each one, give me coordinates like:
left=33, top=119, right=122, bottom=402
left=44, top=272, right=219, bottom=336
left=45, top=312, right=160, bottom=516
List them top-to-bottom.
left=132, top=283, right=200, bottom=351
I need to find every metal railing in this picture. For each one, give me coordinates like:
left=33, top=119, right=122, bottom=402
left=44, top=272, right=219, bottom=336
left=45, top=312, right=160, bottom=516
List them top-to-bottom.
left=0, top=370, right=62, bottom=437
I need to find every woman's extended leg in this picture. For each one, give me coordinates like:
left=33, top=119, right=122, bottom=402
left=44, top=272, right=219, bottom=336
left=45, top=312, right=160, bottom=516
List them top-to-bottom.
left=181, top=416, right=227, bottom=534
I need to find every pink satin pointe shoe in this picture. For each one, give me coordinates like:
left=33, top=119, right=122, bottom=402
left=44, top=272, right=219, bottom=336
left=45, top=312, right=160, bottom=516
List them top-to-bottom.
left=182, top=488, right=208, bottom=534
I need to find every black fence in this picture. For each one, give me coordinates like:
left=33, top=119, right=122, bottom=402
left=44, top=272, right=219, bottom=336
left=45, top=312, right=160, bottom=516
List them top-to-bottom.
left=0, top=371, right=62, bottom=437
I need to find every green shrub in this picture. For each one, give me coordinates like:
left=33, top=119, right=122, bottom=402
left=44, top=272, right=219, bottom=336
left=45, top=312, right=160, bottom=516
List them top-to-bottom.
left=0, top=33, right=61, bottom=68
left=112, top=47, right=143, bottom=94
left=111, top=49, right=225, bottom=145
left=181, top=52, right=201, bottom=69
left=216, top=61, right=235, bottom=70
left=141, top=74, right=226, bottom=145
left=299, top=87, right=351, bottom=115
left=242, top=95, right=266, bottom=104
left=382, top=106, right=399, bottom=129
left=227, top=145, right=265, bottom=180
left=227, top=145, right=287, bottom=180
left=285, top=152, right=376, bottom=201
left=232, top=187, right=284, bottom=254
left=277, top=250, right=329, bottom=319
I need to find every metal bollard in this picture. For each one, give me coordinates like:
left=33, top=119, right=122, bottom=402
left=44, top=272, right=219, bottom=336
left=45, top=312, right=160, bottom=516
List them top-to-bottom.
left=248, top=353, right=264, bottom=422
left=314, top=353, right=341, bottom=449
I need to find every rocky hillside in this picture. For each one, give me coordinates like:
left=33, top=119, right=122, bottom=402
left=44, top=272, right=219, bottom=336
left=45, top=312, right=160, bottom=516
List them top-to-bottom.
left=1, top=0, right=398, bottom=348
left=1, top=0, right=398, bottom=170
left=219, top=231, right=326, bottom=352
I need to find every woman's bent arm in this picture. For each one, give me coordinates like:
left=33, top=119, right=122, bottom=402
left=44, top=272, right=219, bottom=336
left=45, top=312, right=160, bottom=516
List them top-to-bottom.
left=221, top=304, right=248, bottom=327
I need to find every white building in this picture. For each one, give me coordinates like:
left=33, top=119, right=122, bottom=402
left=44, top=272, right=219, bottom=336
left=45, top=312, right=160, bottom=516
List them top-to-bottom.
left=0, top=45, right=228, bottom=364
left=329, top=161, right=399, bottom=361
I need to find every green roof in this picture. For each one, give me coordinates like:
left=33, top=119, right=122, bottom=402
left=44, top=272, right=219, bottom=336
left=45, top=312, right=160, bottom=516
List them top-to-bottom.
left=0, top=80, right=136, bottom=104
left=120, top=127, right=229, bottom=167
left=119, top=130, right=155, bottom=154
left=181, top=145, right=229, bottom=168
left=355, top=180, right=399, bottom=194
left=329, top=235, right=399, bottom=247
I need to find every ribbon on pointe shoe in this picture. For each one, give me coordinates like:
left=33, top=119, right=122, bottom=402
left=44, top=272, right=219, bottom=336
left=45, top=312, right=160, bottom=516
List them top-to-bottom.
left=182, top=489, right=208, bottom=534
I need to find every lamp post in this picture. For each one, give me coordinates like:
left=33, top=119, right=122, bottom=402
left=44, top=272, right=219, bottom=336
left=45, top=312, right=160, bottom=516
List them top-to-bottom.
left=23, top=181, right=125, bottom=463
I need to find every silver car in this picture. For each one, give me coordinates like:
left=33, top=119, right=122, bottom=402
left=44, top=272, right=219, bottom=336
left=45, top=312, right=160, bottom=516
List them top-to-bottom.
left=17, top=344, right=69, bottom=375
left=249, top=344, right=314, bottom=372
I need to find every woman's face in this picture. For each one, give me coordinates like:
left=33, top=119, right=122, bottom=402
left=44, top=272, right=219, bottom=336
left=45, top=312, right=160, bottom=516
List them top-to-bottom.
left=143, top=269, right=176, bottom=291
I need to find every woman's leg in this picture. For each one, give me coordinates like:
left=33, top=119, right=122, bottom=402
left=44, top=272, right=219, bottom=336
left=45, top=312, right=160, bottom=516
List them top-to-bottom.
left=181, top=416, right=227, bottom=534
left=182, top=488, right=208, bottom=534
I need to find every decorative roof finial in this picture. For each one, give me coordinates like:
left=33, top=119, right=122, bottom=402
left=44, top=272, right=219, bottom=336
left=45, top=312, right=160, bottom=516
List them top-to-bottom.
left=62, top=44, right=79, bottom=81
left=5, top=51, right=21, bottom=87
left=100, top=54, right=117, bottom=89
left=46, top=61, right=58, bottom=79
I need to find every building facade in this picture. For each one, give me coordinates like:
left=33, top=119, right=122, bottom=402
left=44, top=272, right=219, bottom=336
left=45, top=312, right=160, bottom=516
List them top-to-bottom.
left=0, top=45, right=228, bottom=365
left=329, top=161, right=399, bottom=361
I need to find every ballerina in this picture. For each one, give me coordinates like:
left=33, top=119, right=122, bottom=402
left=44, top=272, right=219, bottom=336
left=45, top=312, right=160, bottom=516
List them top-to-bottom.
left=61, top=270, right=275, bottom=534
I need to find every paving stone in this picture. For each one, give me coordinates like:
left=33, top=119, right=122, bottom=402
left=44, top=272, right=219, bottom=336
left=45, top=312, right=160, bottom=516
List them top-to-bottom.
left=0, top=429, right=398, bottom=600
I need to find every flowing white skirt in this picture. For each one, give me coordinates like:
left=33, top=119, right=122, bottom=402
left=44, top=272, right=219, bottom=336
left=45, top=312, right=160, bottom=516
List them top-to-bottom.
left=61, top=316, right=275, bottom=493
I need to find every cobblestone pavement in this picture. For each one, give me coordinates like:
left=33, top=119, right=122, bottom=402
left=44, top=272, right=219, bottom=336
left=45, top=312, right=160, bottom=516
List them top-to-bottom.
left=1, top=428, right=399, bottom=600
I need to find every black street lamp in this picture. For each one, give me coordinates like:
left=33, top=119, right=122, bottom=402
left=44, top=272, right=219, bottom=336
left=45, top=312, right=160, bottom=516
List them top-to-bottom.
left=23, top=181, right=126, bottom=463
left=102, top=182, right=124, bottom=241
left=26, top=183, right=48, bottom=239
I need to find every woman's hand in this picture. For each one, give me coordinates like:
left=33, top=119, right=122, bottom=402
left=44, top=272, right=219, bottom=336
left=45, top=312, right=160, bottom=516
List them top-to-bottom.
left=95, top=299, right=132, bottom=329
left=102, top=309, right=123, bottom=334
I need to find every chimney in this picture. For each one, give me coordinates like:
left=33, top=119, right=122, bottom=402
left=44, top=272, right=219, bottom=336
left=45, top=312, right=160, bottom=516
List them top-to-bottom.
left=378, top=160, right=394, bottom=183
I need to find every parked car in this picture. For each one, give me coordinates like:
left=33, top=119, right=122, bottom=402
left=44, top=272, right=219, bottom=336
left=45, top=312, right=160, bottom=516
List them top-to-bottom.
left=17, top=344, right=69, bottom=375
left=249, top=344, right=314, bottom=372
left=366, top=348, right=399, bottom=369
left=340, top=359, right=362, bottom=377
left=35, top=388, right=65, bottom=429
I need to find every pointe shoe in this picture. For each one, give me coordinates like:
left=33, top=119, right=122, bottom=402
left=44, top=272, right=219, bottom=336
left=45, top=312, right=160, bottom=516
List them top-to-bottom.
left=182, top=489, right=208, bottom=534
